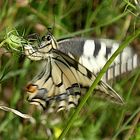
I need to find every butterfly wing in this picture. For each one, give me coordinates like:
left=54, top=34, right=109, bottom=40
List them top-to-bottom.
left=58, top=38, right=139, bottom=82
left=26, top=49, right=124, bottom=112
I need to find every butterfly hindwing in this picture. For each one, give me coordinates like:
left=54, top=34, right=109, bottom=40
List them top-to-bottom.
left=58, top=38, right=139, bottom=82
left=56, top=50, right=124, bottom=104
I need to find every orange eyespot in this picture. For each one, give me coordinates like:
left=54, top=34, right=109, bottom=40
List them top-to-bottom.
left=26, top=84, right=38, bottom=93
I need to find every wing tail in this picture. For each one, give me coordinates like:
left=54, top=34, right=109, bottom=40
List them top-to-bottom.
left=94, top=81, right=124, bottom=104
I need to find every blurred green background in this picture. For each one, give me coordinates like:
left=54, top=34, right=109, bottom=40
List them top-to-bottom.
left=0, top=0, right=140, bottom=140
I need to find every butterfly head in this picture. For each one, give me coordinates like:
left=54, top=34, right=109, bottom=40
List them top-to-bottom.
left=23, top=32, right=58, bottom=60
left=38, top=32, right=58, bottom=53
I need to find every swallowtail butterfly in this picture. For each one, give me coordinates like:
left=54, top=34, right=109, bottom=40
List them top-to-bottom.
left=23, top=32, right=139, bottom=112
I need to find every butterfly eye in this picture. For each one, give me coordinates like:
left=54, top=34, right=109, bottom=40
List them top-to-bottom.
left=42, top=35, right=52, bottom=42
left=46, top=35, right=51, bottom=41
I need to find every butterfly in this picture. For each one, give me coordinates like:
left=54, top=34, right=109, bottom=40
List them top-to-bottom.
left=23, top=32, right=125, bottom=112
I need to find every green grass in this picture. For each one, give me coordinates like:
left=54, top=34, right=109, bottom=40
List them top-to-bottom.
left=0, top=0, right=140, bottom=140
